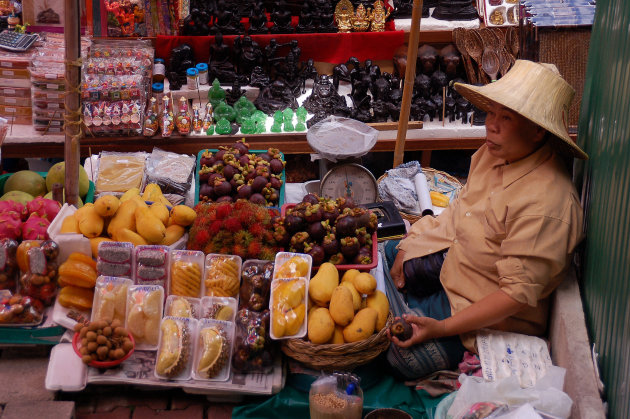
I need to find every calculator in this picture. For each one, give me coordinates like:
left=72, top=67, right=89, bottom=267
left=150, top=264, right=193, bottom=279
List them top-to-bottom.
left=0, top=30, right=39, bottom=52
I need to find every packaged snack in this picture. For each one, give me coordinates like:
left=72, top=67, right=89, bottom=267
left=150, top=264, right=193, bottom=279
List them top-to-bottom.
left=144, top=148, right=196, bottom=196
left=95, top=152, right=147, bottom=194
left=0, top=238, right=19, bottom=291
left=18, top=240, right=60, bottom=307
left=97, top=241, right=133, bottom=279
left=135, top=245, right=169, bottom=287
left=169, top=250, right=204, bottom=298
left=273, top=252, right=312, bottom=280
left=204, top=254, right=242, bottom=298
left=239, top=260, right=274, bottom=312
left=91, top=276, right=132, bottom=324
left=270, top=278, right=308, bottom=340
left=125, top=285, right=164, bottom=350
left=0, top=290, right=44, bottom=326
left=165, top=295, right=201, bottom=319
left=202, top=296, right=237, bottom=323
left=232, top=309, right=273, bottom=374
left=155, top=316, right=197, bottom=380
left=193, top=319, right=234, bottom=381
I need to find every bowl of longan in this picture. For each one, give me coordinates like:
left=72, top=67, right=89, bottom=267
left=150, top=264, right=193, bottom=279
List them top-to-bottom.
left=72, top=319, right=135, bottom=368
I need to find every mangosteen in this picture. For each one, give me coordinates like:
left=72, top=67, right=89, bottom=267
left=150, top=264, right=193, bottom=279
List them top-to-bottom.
left=232, top=139, right=249, bottom=155
left=215, top=149, right=227, bottom=161
left=199, top=151, right=215, bottom=167
left=258, top=151, right=271, bottom=162
left=239, top=154, right=251, bottom=167
left=269, top=158, right=284, bottom=174
left=223, top=164, right=239, bottom=180
left=255, top=164, right=271, bottom=178
left=198, top=169, right=211, bottom=183
left=244, top=169, right=257, bottom=182
left=208, top=172, right=223, bottom=185
left=230, top=173, right=245, bottom=191
left=252, top=175, right=268, bottom=193
left=269, top=175, right=283, bottom=190
left=214, top=179, right=232, bottom=196
left=199, top=184, right=215, bottom=200
left=237, top=184, right=253, bottom=199
left=262, top=187, right=279, bottom=204
left=249, top=193, right=267, bottom=206
left=302, top=193, right=320, bottom=205
left=216, top=195, right=234, bottom=203
left=337, top=196, right=356, bottom=210
left=321, top=201, right=340, bottom=223
left=303, top=204, right=323, bottom=223
left=353, top=207, right=370, bottom=229
left=366, top=211, right=378, bottom=234
left=334, top=212, right=357, bottom=237
left=283, top=213, right=305, bottom=234
left=307, top=220, right=327, bottom=241
left=273, top=224, right=290, bottom=246
left=356, top=227, right=372, bottom=247
left=289, top=231, right=310, bottom=252
left=321, top=233, right=339, bottom=255
left=340, top=236, right=360, bottom=259
left=40, top=240, right=59, bottom=261
left=304, top=243, right=325, bottom=266
left=353, top=246, right=372, bottom=265
left=328, top=252, right=345, bottom=265
left=262, top=262, right=274, bottom=281
left=390, top=318, right=413, bottom=342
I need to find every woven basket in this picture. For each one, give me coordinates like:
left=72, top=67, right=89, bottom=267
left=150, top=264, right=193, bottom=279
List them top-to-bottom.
left=377, top=168, right=463, bottom=224
left=281, top=312, right=393, bottom=371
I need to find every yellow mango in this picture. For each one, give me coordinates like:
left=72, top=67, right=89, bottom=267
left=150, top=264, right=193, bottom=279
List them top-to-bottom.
left=120, top=187, right=140, bottom=202
left=93, top=194, right=120, bottom=217
left=131, top=195, right=148, bottom=210
left=107, top=199, right=138, bottom=237
left=149, top=202, right=169, bottom=225
left=74, top=203, right=94, bottom=222
left=77, top=205, right=104, bottom=238
left=169, top=205, right=197, bottom=227
left=135, top=206, right=166, bottom=244
left=60, top=214, right=80, bottom=234
left=161, top=224, right=186, bottom=246
left=114, top=228, right=148, bottom=247
left=89, top=237, right=113, bottom=257
left=308, top=262, right=339, bottom=306
left=341, top=269, right=361, bottom=283
left=352, top=272, right=377, bottom=295
left=273, top=279, right=305, bottom=309
left=340, top=281, right=362, bottom=312
left=329, top=286, right=355, bottom=326
left=366, top=290, right=390, bottom=331
left=284, top=303, right=306, bottom=336
left=272, top=307, right=287, bottom=337
left=308, top=307, right=335, bottom=344
left=343, top=307, right=378, bottom=343
left=328, top=325, right=345, bottom=344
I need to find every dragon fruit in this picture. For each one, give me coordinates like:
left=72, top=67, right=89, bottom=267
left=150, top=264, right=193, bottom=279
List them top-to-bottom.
left=26, top=197, right=61, bottom=221
left=0, top=200, right=28, bottom=220
left=0, top=212, right=22, bottom=240
left=22, top=214, right=50, bottom=240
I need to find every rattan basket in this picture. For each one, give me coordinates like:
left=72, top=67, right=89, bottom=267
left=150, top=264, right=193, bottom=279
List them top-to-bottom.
left=377, top=168, right=463, bottom=224
left=281, top=312, right=393, bottom=371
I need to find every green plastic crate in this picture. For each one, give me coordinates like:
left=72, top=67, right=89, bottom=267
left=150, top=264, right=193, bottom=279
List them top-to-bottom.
left=194, top=149, right=286, bottom=207
left=0, top=171, right=95, bottom=204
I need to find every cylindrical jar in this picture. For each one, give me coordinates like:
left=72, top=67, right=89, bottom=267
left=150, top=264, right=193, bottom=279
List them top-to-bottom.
left=153, top=58, right=166, bottom=83
left=196, top=63, right=209, bottom=85
left=186, top=68, right=199, bottom=90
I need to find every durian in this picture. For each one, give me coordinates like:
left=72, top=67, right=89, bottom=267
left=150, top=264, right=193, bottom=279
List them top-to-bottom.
left=169, top=297, right=194, bottom=318
left=207, top=303, right=234, bottom=321
left=156, top=318, right=189, bottom=377
left=197, top=326, right=229, bottom=378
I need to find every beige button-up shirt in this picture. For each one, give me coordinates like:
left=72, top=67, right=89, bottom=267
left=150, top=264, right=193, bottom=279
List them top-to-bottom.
left=398, top=143, right=584, bottom=351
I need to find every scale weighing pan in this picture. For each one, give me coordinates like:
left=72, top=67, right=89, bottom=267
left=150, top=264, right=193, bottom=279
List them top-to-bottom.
left=306, top=116, right=378, bottom=162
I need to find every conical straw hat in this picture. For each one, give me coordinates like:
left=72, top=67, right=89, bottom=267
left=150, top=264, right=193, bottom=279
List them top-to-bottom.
left=454, top=59, right=588, bottom=160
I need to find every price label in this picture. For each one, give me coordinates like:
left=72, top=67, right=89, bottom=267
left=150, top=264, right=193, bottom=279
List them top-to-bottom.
left=1, top=62, right=13, bottom=67
left=2, top=70, right=14, bottom=76
left=46, top=83, right=58, bottom=90
left=4, top=88, right=15, bottom=94
left=5, top=98, right=16, bottom=104
left=28, top=247, right=46, bottom=275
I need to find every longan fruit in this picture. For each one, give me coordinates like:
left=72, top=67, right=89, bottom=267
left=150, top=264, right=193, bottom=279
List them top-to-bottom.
left=111, top=319, right=122, bottom=329
left=73, top=323, right=83, bottom=333
left=88, top=323, right=98, bottom=332
left=79, top=326, right=88, bottom=338
left=103, top=326, right=112, bottom=337
left=114, top=327, right=127, bottom=337
left=86, top=331, right=97, bottom=341
left=96, top=335, right=108, bottom=345
left=81, top=337, right=88, bottom=347
left=122, top=339, right=133, bottom=353
left=87, top=342, right=98, bottom=353
left=79, top=347, right=89, bottom=356
left=113, top=348, right=125, bottom=360
left=108, top=349, right=117, bottom=360
left=82, top=355, right=92, bottom=364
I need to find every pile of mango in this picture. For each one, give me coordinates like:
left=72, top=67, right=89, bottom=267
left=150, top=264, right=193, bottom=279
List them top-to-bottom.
left=60, top=184, right=197, bottom=255
left=306, top=264, right=390, bottom=344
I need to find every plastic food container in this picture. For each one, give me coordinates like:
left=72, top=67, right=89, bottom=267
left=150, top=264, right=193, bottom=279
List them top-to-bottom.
left=97, top=241, right=134, bottom=279
left=135, top=245, right=169, bottom=287
left=168, top=250, right=204, bottom=298
left=273, top=252, right=312, bottom=280
left=203, top=254, right=242, bottom=298
left=239, top=259, right=274, bottom=312
left=91, top=276, right=132, bottom=324
left=269, top=277, right=308, bottom=340
left=125, top=285, right=164, bottom=350
left=165, top=295, right=201, bottom=319
left=201, top=296, right=237, bottom=323
left=154, top=316, right=197, bottom=381
left=192, top=318, right=234, bottom=381
left=309, top=373, right=364, bottom=419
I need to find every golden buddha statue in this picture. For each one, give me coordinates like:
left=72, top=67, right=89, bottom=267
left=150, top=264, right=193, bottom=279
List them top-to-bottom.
left=334, top=0, right=354, bottom=33
left=369, top=0, right=391, bottom=32
left=352, top=4, right=371, bottom=32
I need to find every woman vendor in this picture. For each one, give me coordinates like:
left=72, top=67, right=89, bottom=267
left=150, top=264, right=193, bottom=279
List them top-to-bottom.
left=385, top=60, right=588, bottom=380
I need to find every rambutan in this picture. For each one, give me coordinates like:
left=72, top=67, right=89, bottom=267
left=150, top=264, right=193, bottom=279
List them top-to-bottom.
left=233, top=200, right=247, bottom=211
left=216, top=203, right=232, bottom=219
left=237, top=208, right=256, bottom=227
left=224, top=217, right=243, bottom=233
left=208, top=220, right=223, bottom=236
left=248, top=223, right=264, bottom=238
left=193, top=230, right=210, bottom=247
left=234, top=230, right=254, bottom=247
left=262, top=230, right=275, bottom=245
left=247, top=241, right=262, bottom=258
left=232, top=243, right=248, bottom=259
left=259, top=245, right=276, bottom=261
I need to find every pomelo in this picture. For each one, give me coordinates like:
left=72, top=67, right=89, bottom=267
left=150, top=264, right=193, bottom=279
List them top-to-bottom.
left=46, top=162, right=90, bottom=198
left=3, top=170, right=47, bottom=197
left=0, top=190, right=34, bottom=205
left=43, top=190, right=84, bottom=208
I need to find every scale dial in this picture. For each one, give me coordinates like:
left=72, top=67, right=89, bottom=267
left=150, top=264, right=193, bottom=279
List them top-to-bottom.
left=319, top=163, right=378, bottom=205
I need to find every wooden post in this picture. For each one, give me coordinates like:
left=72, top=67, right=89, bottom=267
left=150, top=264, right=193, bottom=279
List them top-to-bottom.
left=64, top=0, right=81, bottom=206
left=393, top=0, right=424, bottom=168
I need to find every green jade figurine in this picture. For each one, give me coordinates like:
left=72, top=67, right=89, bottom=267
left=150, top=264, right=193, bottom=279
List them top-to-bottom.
left=208, top=79, right=226, bottom=108
left=234, top=96, right=257, bottom=124
left=214, top=101, right=237, bottom=122
left=295, top=106, right=307, bottom=131
left=282, top=108, right=294, bottom=132
left=252, top=110, right=267, bottom=133
left=271, top=110, right=283, bottom=132
left=215, top=117, right=232, bottom=134
left=240, top=117, right=256, bottom=134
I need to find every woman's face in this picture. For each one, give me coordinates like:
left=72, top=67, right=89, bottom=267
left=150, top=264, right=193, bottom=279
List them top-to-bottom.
left=485, top=103, right=546, bottom=163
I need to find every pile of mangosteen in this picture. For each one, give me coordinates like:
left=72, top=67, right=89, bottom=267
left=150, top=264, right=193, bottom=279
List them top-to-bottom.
left=198, top=140, right=285, bottom=206
left=273, top=193, right=378, bottom=266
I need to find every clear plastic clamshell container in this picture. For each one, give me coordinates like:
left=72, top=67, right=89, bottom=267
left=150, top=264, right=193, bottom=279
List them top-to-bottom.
left=97, top=241, right=134, bottom=279
left=135, top=245, right=169, bottom=287
left=168, top=250, right=204, bottom=298
left=273, top=252, right=312, bottom=281
left=203, top=254, right=242, bottom=298
left=238, top=259, right=274, bottom=312
left=91, top=276, right=132, bottom=324
left=269, top=277, right=308, bottom=340
left=125, top=284, right=164, bottom=350
left=165, top=295, right=201, bottom=319
left=201, top=296, right=237, bottom=323
left=154, top=316, right=197, bottom=381
left=192, top=318, right=235, bottom=382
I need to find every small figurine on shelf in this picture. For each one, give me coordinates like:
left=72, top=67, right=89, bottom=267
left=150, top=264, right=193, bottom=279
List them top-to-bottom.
left=270, top=0, right=294, bottom=33
left=335, top=0, right=354, bottom=33
left=368, top=0, right=390, bottom=32
left=295, top=2, right=314, bottom=33
left=248, top=3, right=269, bottom=34
left=352, top=4, right=371, bottom=31
left=208, top=33, right=238, bottom=83
left=299, top=58, right=319, bottom=94
left=208, top=78, right=227, bottom=108
left=226, top=79, right=246, bottom=106
left=160, top=96, right=175, bottom=137
left=175, top=96, right=192, bottom=135
left=234, top=96, right=257, bottom=124
left=143, top=97, right=160, bottom=136
left=214, top=101, right=237, bottom=122
left=202, top=103, right=214, bottom=132
left=192, top=105, right=203, bottom=133
left=282, top=108, right=294, bottom=132
left=252, top=110, right=267, bottom=133
left=271, top=111, right=283, bottom=132
left=215, top=117, right=233, bottom=134
left=240, top=117, right=256, bottom=134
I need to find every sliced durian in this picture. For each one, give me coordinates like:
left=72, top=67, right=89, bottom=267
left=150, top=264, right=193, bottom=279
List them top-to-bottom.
left=113, top=284, right=128, bottom=322
left=143, top=290, right=162, bottom=318
left=97, top=292, right=115, bottom=322
left=169, top=297, right=194, bottom=318
left=207, top=303, right=234, bottom=321
left=127, top=304, right=145, bottom=339
left=144, top=316, right=160, bottom=346
left=156, top=319, right=189, bottom=377
left=197, top=326, right=229, bottom=378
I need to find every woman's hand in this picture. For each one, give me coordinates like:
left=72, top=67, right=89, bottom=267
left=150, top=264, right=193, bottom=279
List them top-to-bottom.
left=390, top=249, right=406, bottom=290
left=387, top=314, right=446, bottom=348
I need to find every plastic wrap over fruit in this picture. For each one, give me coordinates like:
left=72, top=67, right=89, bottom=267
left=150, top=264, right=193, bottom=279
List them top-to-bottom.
left=18, top=240, right=59, bottom=306
left=239, top=260, right=274, bottom=312
left=231, top=308, right=274, bottom=374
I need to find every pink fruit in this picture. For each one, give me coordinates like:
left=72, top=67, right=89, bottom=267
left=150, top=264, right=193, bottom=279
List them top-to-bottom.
left=26, top=197, right=61, bottom=221
left=0, top=200, right=28, bottom=220
left=0, top=212, right=22, bottom=240
left=21, top=214, right=50, bottom=240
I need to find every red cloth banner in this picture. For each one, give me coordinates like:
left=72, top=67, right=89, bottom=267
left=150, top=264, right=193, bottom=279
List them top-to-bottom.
left=156, top=31, right=405, bottom=65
